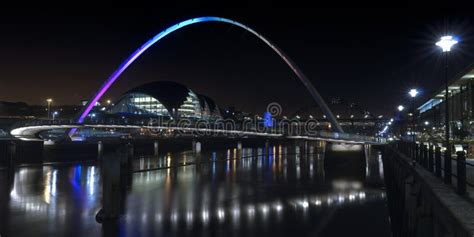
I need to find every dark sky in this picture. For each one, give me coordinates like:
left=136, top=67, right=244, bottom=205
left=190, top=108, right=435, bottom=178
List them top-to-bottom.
left=1, top=8, right=474, bottom=116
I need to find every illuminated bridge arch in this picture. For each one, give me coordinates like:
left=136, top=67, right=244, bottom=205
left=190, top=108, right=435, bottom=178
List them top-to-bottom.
left=76, top=16, right=344, bottom=133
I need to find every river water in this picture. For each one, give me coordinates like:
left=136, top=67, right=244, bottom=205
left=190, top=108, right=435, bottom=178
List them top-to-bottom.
left=0, top=145, right=391, bottom=236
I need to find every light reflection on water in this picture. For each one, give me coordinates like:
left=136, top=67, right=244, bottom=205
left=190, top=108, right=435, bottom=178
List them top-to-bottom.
left=0, top=145, right=390, bottom=237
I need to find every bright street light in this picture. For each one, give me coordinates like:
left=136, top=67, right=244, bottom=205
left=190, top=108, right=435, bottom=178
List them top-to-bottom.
left=435, top=36, right=458, bottom=52
left=409, top=89, right=418, bottom=98
left=397, top=105, right=404, bottom=111
left=424, top=121, right=430, bottom=126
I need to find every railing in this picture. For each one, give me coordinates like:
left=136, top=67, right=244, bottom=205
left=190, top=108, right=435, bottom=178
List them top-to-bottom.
left=395, top=141, right=471, bottom=195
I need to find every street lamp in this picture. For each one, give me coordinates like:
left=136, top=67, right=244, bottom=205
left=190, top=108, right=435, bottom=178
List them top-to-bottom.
left=436, top=35, right=458, bottom=184
left=409, top=89, right=418, bottom=143
left=46, top=98, right=53, bottom=119
left=397, top=105, right=405, bottom=136
left=53, top=111, right=59, bottom=120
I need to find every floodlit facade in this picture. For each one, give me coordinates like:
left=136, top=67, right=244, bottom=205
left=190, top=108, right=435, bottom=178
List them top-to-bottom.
left=417, top=64, right=474, bottom=139
left=108, top=81, right=221, bottom=120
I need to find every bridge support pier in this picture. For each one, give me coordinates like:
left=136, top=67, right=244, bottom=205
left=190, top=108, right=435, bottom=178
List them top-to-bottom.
left=97, top=141, right=103, bottom=160
left=154, top=141, right=159, bottom=156
left=96, top=145, right=131, bottom=224
left=96, top=149, right=121, bottom=223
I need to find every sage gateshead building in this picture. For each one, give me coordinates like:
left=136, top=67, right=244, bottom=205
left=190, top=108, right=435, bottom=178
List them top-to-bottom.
left=107, top=81, right=222, bottom=121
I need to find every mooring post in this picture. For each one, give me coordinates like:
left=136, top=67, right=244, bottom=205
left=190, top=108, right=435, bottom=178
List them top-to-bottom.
left=415, top=143, right=419, bottom=163
left=428, top=144, right=434, bottom=173
left=435, top=146, right=442, bottom=178
left=444, top=147, right=452, bottom=184
left=456, top=151, right=466, bottom=195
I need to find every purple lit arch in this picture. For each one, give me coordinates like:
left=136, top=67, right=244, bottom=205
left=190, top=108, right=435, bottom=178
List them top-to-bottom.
left=76, top=16, right=344, bottom=133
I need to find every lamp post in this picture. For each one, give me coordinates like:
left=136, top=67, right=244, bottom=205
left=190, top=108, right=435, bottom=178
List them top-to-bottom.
left=436, top=35, right=458, bottom=184
left=409, top=89, right=418, bottom=143
left=46, top=98, right=53, bottom=119
left=397, top=105, right=405, bottom=137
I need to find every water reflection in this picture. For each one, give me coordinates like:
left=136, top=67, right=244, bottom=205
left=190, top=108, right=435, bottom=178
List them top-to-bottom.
left=0, top=145, right=390, bottom=237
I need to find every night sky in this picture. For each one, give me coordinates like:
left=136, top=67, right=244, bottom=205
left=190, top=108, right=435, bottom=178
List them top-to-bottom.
left=1, top=8, right=474, bottom=116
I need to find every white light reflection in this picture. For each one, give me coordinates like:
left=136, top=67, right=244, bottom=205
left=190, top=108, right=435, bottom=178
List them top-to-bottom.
left=88, top=166, right=95, bottom=195
left=51, top=170, right=57, bottom=196
left=349, top=194, right=355, bottom=201
left=338, top=195, right=345, bottom=203
left=300, top=200, right=309, bottom=209
left=274, top=202, right=283, bottom=212
left=232, top=204, right=240, bottom=224
left=260, top=204, right=269, bottom=214
left=247, top=205, right=255, bottom=219
left=217, top=207, right=225, bottom=222
left=201, top=209, right=209, bottom=224
left=171, top=211, right=178, bottom=223
left=186, top=211, right=193, bottom=224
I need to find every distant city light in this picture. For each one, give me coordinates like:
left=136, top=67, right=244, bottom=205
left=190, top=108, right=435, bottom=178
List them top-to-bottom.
left=435, top=35, right=458, bottom=52
left=397, top=105, right=404, bottom=111
left=424, top=121, right=430, bottom=125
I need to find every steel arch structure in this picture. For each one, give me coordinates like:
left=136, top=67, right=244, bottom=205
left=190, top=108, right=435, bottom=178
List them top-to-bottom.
left=75, top=16, right=344, bottom=133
